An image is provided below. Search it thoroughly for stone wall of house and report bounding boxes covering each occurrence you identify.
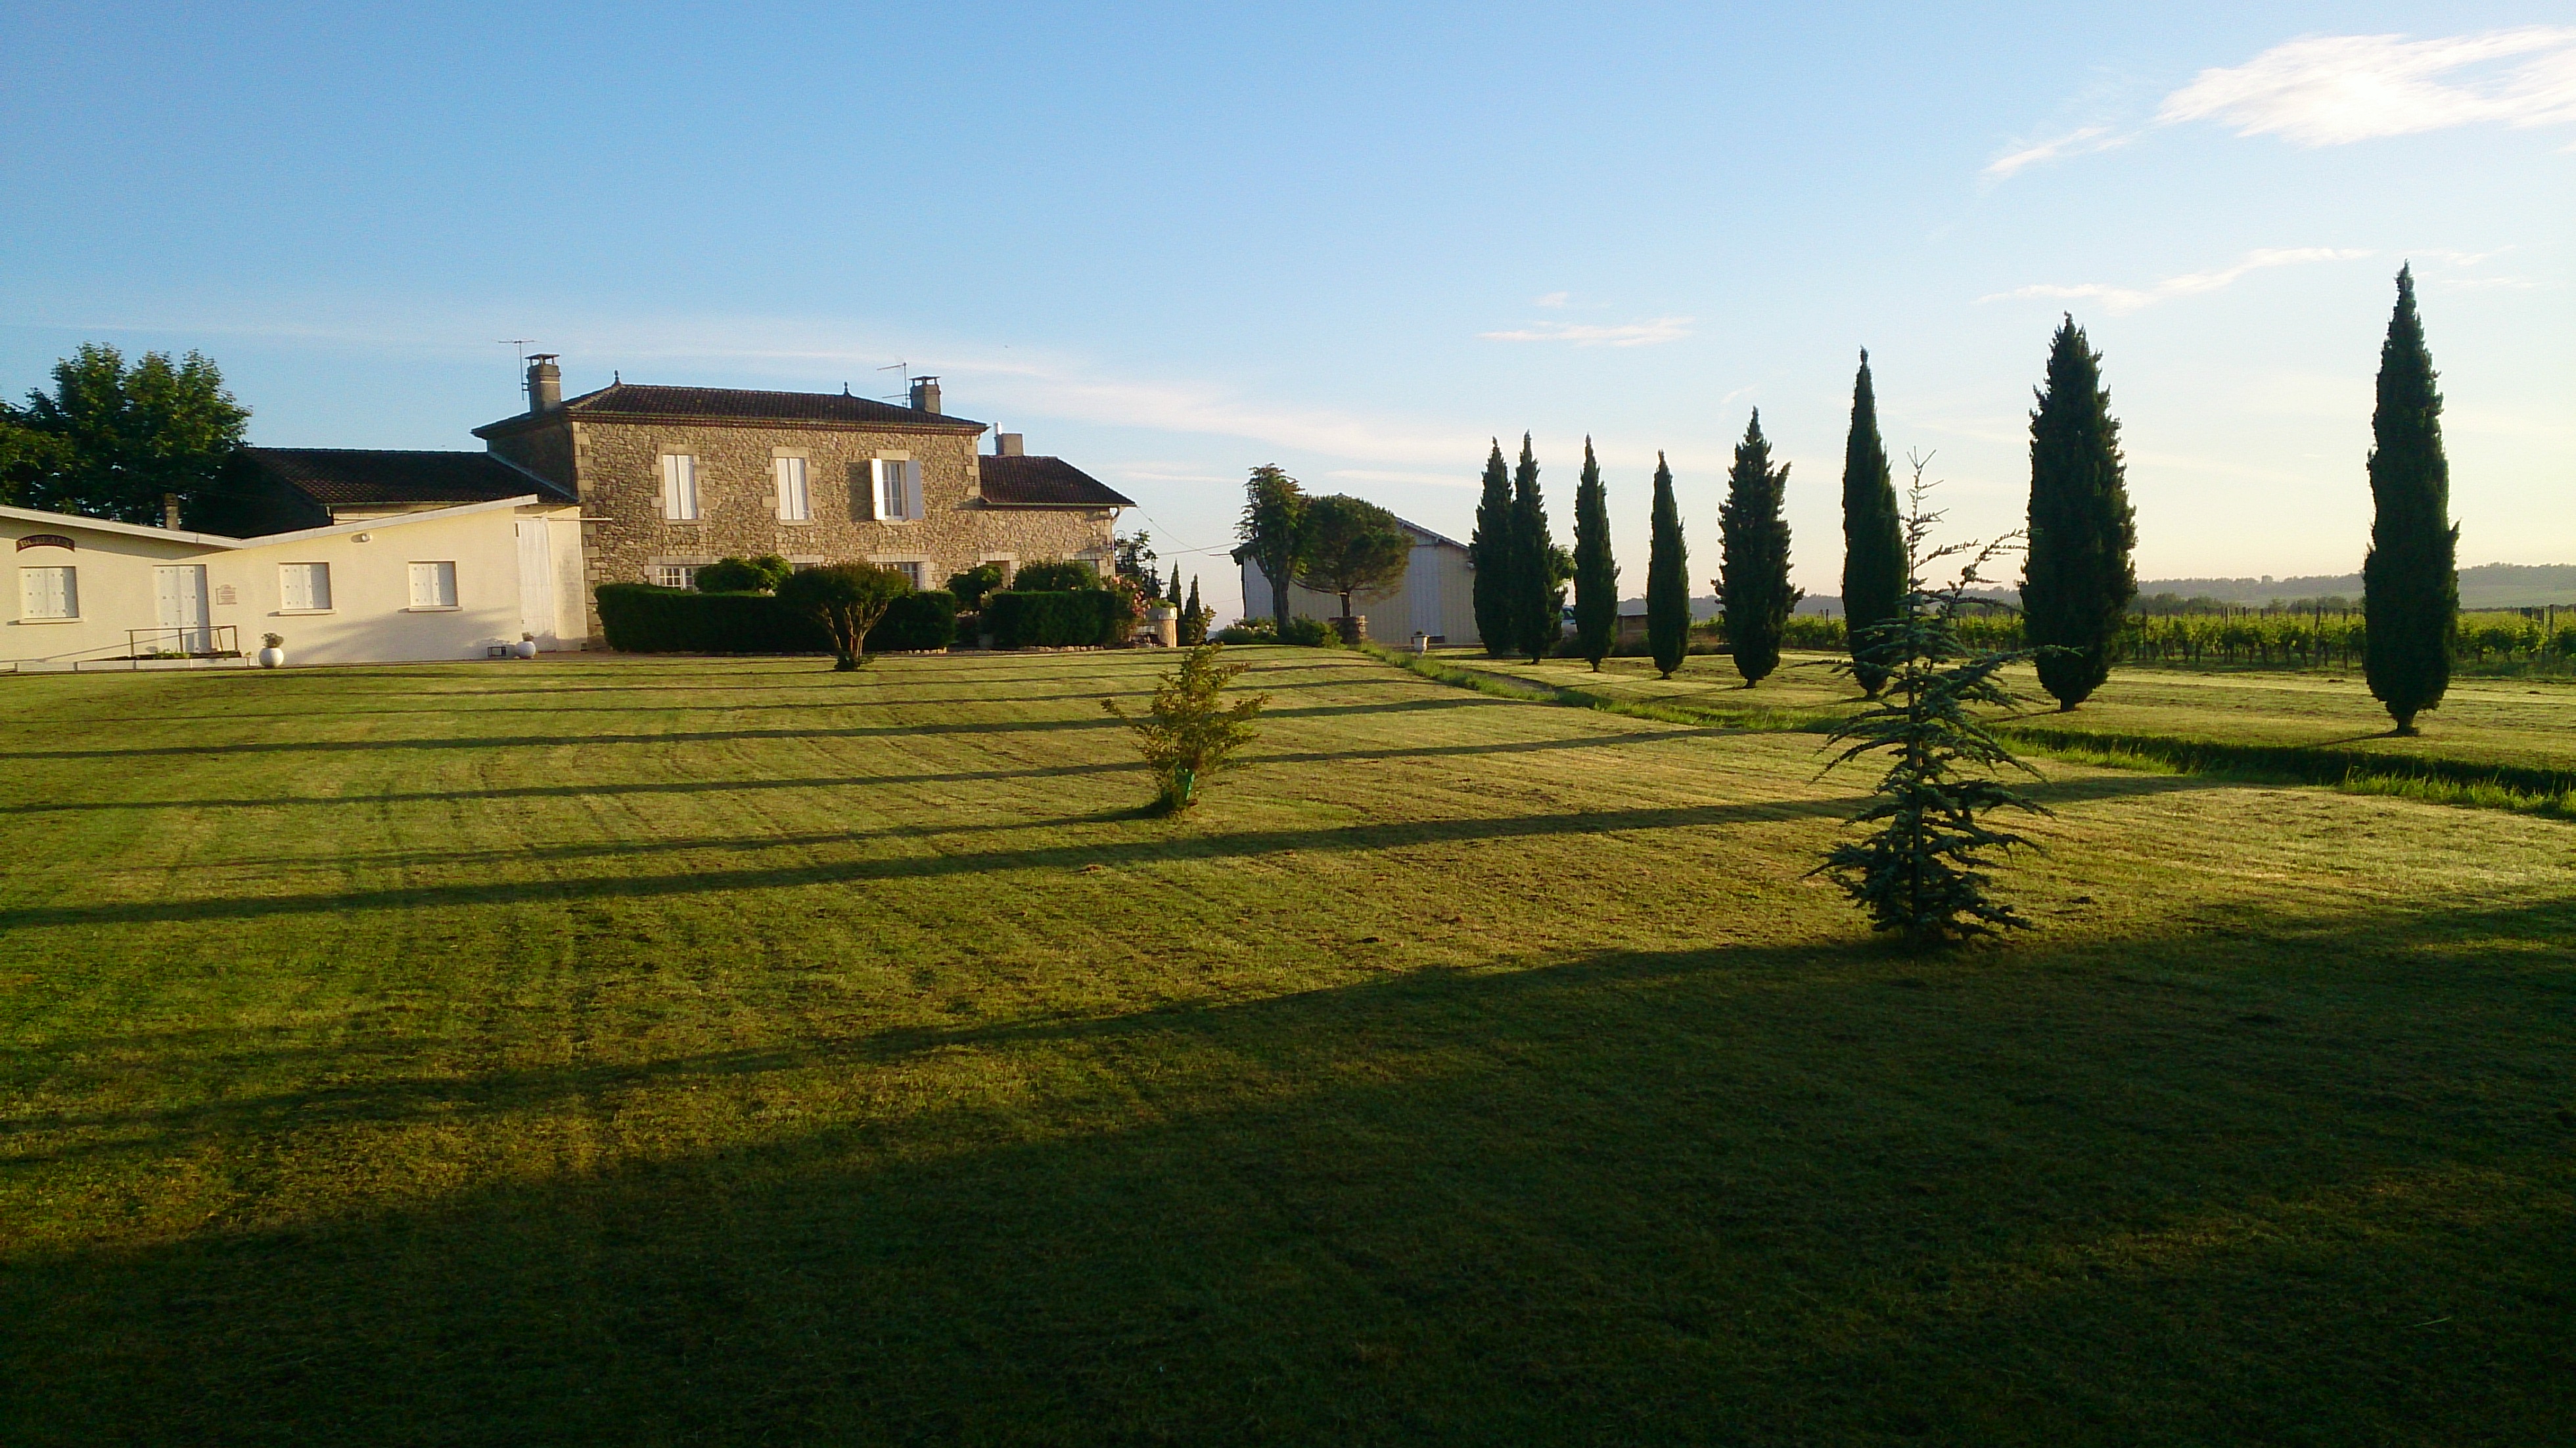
[499,417,1117,641]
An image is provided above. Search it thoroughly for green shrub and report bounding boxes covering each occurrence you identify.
[695,556,791,594]
[1012,558,1099,592]
[1213,620,1274,645]
[946,563,1005,610]
[595,584,831,653]
[1101,645,1270,813]
[1277,616,1335,647]
[867,590,957,652]
[778,564,911,669]
[984,589,1127,649]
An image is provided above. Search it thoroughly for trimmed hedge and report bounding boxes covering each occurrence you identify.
[595,584,957,654]
[983,589,1127,649]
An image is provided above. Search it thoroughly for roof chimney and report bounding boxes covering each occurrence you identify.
[996,432,1024,457]
[909,375,942,415]
[526,355,562,415]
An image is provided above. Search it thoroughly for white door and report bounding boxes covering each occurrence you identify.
[1408,545,1442,640]
[515,521,557,646]
[154,565,210,654]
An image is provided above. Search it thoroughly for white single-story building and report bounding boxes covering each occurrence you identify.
[1239,515,1481,645]
[2,495,586,671]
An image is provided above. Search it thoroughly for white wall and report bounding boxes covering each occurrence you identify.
[2,498,583,667]
[1239,535,1480,645]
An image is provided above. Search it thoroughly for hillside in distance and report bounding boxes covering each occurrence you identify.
[2135,563,2576,609]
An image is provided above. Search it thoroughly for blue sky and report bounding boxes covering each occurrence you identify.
[5,2,2569,616]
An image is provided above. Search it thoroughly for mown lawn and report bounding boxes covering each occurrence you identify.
[2,646,2571,1445]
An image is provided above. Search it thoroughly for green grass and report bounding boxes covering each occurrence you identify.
[1402,646,2576,813]
[3,648,2573,1444]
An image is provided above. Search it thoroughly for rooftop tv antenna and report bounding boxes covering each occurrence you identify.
[499,339,538,403]
[877,359,910,401]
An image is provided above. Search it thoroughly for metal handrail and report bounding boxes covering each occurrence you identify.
[123,625,241,667]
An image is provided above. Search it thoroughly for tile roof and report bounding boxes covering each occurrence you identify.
[977,455,1134,509]
[475,383,986,436]
[241,447,570,507]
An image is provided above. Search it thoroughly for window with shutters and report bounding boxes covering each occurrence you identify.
[278,562,333,612]
[407,560,459,610]
[660,454,700,520]
[892,560,926,589]
[877,459,921,521]
[17,566,76,620]
[775,456,810,522]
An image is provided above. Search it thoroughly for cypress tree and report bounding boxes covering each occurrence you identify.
[2023,316,2136,710]
[2363,265,2457,735]
[1716,409,1796,685]
[1469,440,1515,656]
[1571,436,1619,669]
[1840,350,1904,696]
[1183,576,1206,645]
[1510,434,1557,662]
[1645,453,1689,679]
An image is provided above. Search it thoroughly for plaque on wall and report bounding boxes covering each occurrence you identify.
[14,534,75,552]
[214,585,239,606]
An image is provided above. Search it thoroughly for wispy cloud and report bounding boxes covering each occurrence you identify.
[1982,125,2130,181]
[1981,246,2373,315]
[1477,317,1693,347]
[1325,468,1483,488]
[1985,28,2576,184]
[2159,27,2576,146]
[1532,291,1571,309]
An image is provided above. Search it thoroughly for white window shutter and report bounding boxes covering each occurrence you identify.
[862,460,882,520]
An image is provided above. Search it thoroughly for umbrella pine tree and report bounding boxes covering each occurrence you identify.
[1646,453,1689,679]
[2363,265,2457,736]
[1716,410,1797,685]
[2023,317,2136,710]
[1571,437,1619,669]
[1841,350,1904,696]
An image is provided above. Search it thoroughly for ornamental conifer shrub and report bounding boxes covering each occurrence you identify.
[1645,453,1689,679]
[2023,316,2136,710]
[1841,351,1904,696]
[1102,645,1271,813]
[1572,437,1619,669]
[2363,265,2458,736]
[1470,441,1515,656]
[1510,435,1557,663]
[1716,410,1798,685]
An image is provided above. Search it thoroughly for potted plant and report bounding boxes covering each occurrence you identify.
[513,631,539,659]
[257,633,286,669]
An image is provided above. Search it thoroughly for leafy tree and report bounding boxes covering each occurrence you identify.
[1814,461,2050,947]
[1293,493,1412,640]
[1646,452,1690,679]
[1469,440,1515,656]
[1841,350,1905,696]
[1571,436,1619,669]
[1236,464,1307,633]
[778,563,911,670]
[1102,645,1272,813]
[946,562,1006,610]
[2023,316,2136,711]
[0,404,65,507]
[2363,265,2457,736]
[1509,434,1557,662]
[1715,410,1799,685]
[1114,529,1160,596]
[12,344,250,525]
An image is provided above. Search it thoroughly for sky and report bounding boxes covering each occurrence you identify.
[3,2,2569,618]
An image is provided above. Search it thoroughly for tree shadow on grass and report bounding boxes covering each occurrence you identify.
[5,895,2570,1445]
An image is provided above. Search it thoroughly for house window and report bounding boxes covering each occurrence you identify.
[654,565,700,590]
[407,561,459,609]
[279,562,333,612]
[892,561,925,589]
[660,454,700,520]
[982,556,1017,587]
[775,456,810,522]
[877,459,921,520]
[18,566,76,620]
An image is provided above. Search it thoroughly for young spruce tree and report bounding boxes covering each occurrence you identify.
[1841,350,1905,696]
[1571,437,1619,669]
[1510,434,1557,662]
[1716,410,1797,685]
[1645,453,1689,679]
[1470,440,1515,657]
[2363,265,2457,736]
[2023,317,2136,710]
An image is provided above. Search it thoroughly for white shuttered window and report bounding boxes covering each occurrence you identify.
[775,456,810,521]
[876,459,921,520]
[408,561,458,609]
[660,454,700,520]
[18,566,76,620]
[279,562,333,611]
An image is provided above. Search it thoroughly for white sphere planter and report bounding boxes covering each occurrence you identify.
[256,646,285,669]
[512,639,539,659]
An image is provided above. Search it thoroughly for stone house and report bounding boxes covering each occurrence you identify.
[219,357,1132,645]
